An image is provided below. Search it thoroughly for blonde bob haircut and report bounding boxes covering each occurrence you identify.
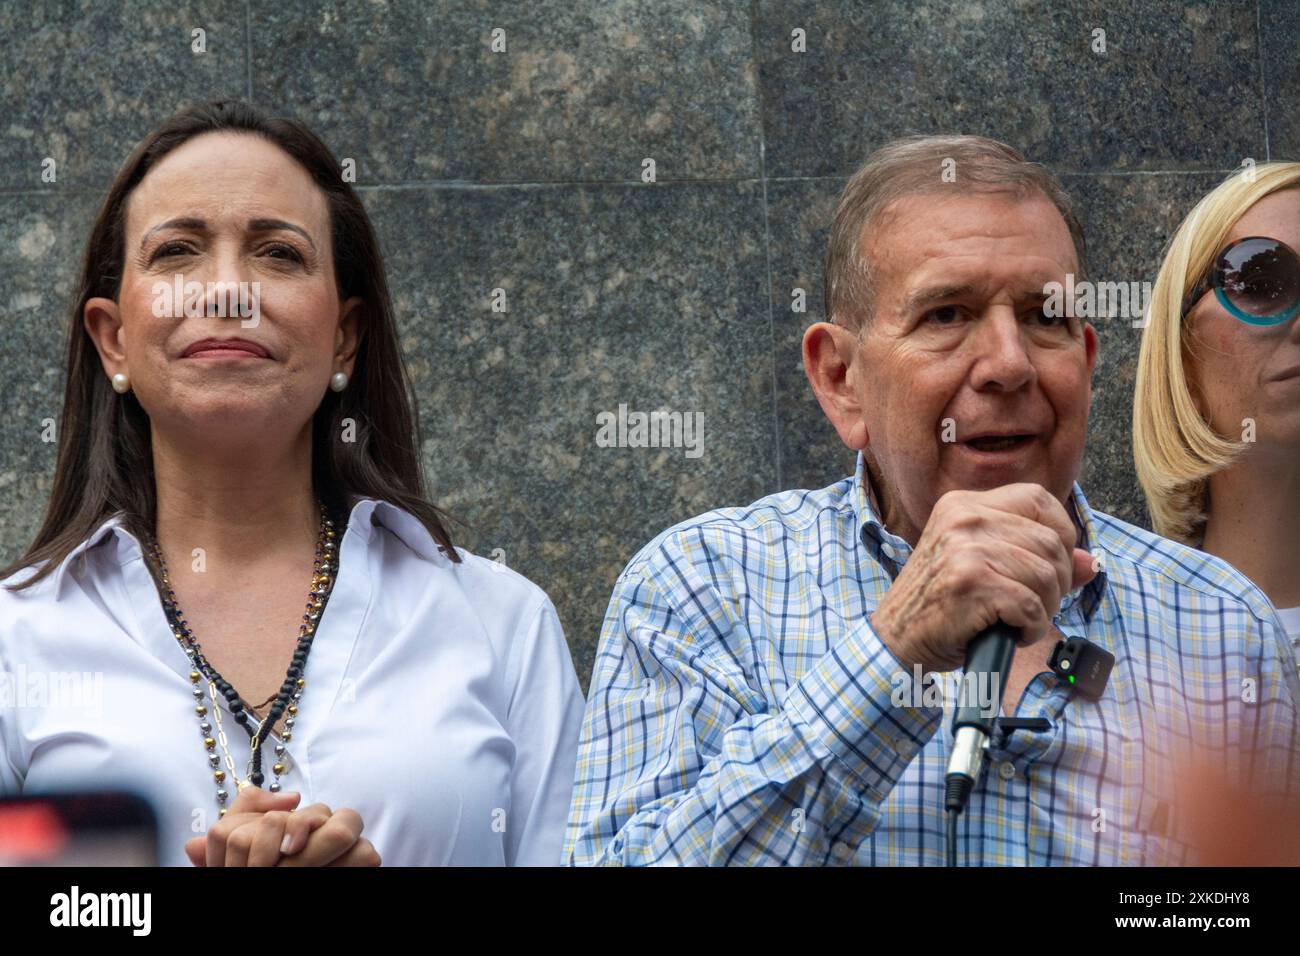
[1133,161,1300,545]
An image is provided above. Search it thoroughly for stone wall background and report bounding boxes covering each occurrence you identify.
[2,1,1295,690]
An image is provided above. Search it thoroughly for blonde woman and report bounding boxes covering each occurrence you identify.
[1134,162,1300,649]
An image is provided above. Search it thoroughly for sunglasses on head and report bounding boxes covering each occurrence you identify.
[1181,235,1300,326]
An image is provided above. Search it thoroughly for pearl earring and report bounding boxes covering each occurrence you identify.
[329,371,349,392]
[111,372,131,394]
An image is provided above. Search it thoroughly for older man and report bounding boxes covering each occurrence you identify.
[563,135,1300,866]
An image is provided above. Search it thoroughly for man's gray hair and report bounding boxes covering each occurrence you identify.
[823,134,1089,331]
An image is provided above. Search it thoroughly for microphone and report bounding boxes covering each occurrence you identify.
[944,621,1019,846]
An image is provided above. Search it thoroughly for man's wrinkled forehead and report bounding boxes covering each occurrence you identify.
[865,191,1078,304]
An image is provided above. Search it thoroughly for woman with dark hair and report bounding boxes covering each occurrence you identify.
[0,100,584,866]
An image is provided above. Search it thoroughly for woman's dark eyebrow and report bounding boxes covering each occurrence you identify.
[140,217,206,248]
[138,217,316,251]
[248,218,316,251]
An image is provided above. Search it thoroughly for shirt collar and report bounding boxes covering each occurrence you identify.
[49,513,135,594]
[849,451,1108,623]
[342,496,451,563]
[49,495,449,593]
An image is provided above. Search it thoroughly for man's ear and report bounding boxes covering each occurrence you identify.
[1083,322,1099,376]
[803,320,869,450]
[83,296,126,375]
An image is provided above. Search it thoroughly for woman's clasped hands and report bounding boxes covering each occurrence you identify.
[184,787,381,867]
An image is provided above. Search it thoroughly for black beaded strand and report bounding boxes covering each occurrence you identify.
[144,500,339,808]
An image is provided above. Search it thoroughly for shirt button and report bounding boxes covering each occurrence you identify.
[998,760,1016,781]
[832,842,852,860]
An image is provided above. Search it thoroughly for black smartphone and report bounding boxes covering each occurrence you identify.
[0,791,158,866]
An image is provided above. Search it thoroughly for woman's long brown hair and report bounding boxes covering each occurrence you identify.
[2,99,460,591]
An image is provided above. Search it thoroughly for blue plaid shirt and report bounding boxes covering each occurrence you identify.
[564,453,1300,865]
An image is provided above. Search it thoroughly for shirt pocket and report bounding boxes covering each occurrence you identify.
[1138,831,1198,866]
[1129,795,1199,866]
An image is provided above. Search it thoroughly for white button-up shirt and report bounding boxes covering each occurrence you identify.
[0,497,586,866]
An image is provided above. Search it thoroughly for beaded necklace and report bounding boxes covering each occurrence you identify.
[142,500,339,816]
